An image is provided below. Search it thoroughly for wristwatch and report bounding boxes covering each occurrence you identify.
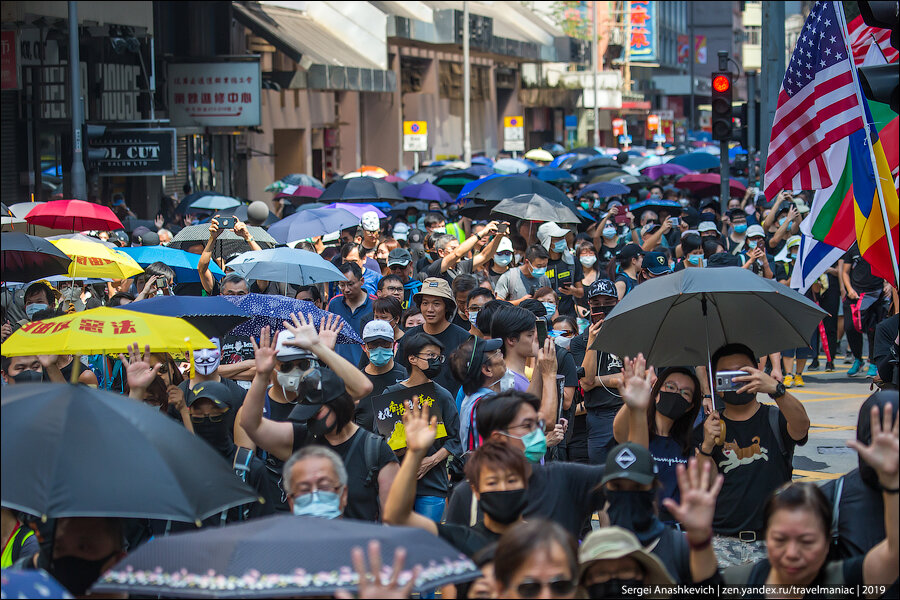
[768,382,786,400]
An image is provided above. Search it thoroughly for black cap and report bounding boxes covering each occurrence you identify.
[680,207,700,227]
[587,278,618,299]
[707,252,743,268]
[287,369,347,422]
[642,252,671,275]
[131,226,150,243]
[112,230,129,245]
[617,243,643,262]
[601,442,658,485]
[140,231,160,246]
[699,198,720,213]
[387,248,412,267]
[185,381,232,409]
[465,337,503,379]
[407,229,425,245]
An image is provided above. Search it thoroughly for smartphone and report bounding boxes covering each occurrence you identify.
[216,216,235,230]
[714,370,746,392]
[669,217,680,226]
[614,214,630,225]
[535,319,548,347]
[497,222,510,235]
[156,278,169,289]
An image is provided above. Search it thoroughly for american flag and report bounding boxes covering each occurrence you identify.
[763,1,864,199]
[847,14,899,66]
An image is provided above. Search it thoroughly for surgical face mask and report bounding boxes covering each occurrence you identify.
[594,199,604,209]
[580,201,590,210]
[292,490,342,519]
[501,426,547,463]
[580,255,597,268]
[722,390,755,405]
[656,391,692,421]
[529,265,547,278]
[433,226,446,234]
[368,347,394,367]
[733,223,748,234]
[552,239,568,253]
[778,217,787,226]
[514,253,522,265]
[687,254,704,267]
[603,226,617,239]
[790,252,798,261]
[51,553,118,597]
[468,311,479,327]
[193,338,221,376]
[25,303,49,319]
[541,302,557,317]
[494,253,513,267]
[478,489,527,525]
[554,335,572,349]
[277,367,303,393]
[679,198,691,208]
[747,240,759,249]
[11,369,43,384]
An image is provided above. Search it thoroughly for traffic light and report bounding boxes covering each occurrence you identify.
[85,124,107,164]
[858,1,899,112]
[711,72,733,141]
[733,103,749,150]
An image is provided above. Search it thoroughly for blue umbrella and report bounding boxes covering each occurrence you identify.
[390,200,430,213]
[471,156,494,166]
[549,152,577,168]
[225,247,347,286]
[400,182,454,204]
[118,246,225,283]
[176,191,218,214]
[268,207,359,243]
[541,142,566,155]
[223,293,363,344]
[190,195,242,211]
[1,569,73,599]
[281,173,325,188]
[459,164,494,177]
[529,167,578,183]
[395,169,415,180]
[668,152,720,171]
[117,295,250,339]
[576,181,630,198]
[456,173,507,202]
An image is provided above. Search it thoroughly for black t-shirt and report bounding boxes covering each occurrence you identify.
[819,468,887,560]
[355,363,409,431]
[569,329,623,410]
[290,425,398,521]
[597,241,623,274]
[396,322,470,398]
[175,281,217,297]
[844,243,883,293]
[437,521,501,557]
[691,403,807,535]
[444,461,605,539]
[652,527,692,585]
[546,257,583,318]
[451,311,472,331]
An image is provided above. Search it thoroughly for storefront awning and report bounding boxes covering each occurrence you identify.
[232,2,396,92]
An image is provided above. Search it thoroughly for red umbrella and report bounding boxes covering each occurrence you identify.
[674,173,746,197]
[24,199,124,231]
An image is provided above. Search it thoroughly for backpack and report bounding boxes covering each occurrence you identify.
[766,404,794,465]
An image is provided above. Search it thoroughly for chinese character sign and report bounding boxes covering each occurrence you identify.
[167,61,261,127]
[372,383,447,451]
[629,0,656,62]
[677,34,690,64]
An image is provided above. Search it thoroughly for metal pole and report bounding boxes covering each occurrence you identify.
[747,70,756,188]
[688,4,695,133]
[759,1,785,193]
[68,1,86,200]
[462,1,472,165]
[592,0,600,147]
[414,152,419,172]
[720,141,729,213]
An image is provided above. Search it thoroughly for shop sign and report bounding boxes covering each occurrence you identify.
[88,128,176,176]
[167,60,261,127]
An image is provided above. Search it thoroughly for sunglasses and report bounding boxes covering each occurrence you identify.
[278,358,316,372]
[515,577,576,599]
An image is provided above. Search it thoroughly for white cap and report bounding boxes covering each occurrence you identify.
[698,221,718,233]
[275,330,315,361]
[786,234,801,249]
[746,224,766,239]
[361,211,380,232]
[362,319,395,343]
[497,237,513,253]
[537,222,569,249]
[392,222,410,241]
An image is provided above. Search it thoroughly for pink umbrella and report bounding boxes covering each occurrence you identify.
[274,186,323,204]
[674,173,746,197]
[383,175,404,183]
[322,203,387,219]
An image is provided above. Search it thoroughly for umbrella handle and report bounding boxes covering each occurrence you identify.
[70,353,82,384]
[702,295,717,422]
[187,339,195,379]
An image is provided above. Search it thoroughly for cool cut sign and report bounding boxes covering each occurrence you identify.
[88,129,177,176]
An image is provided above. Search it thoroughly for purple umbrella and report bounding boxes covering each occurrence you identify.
[322,203,387,218]
[641,163,693,179]
[400,182,454,204]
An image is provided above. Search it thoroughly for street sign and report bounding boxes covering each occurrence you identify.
[503,115,525,152]
[403,120,427,152]
[618,134,633,145]
[653,133,666,143]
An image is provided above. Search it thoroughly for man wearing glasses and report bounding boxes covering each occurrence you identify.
[327,262,376,366]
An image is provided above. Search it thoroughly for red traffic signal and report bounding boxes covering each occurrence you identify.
[713,75,731,93]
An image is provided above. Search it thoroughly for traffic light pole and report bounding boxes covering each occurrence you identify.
[720,140,729,213]
[69,0,87,200]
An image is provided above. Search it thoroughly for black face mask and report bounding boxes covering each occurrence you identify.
[422,358,443,380]
[722,390,755,405]
[587,578,643,599]
[51,552,117,596]
[307,406,336,437]
[376,258,387,269]
[428,251,440,261]
[11,369,43,384]
[193,418,234,457]
[478,489,527,525]
[605,489,664,544]
[656,391,692,420]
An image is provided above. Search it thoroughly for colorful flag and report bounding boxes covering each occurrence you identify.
[791,234,845,293]
[763,1,865,200]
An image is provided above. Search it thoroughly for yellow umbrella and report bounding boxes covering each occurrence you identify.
[51,238,143,279]
[1,307,215,357]
[524,148,554,162]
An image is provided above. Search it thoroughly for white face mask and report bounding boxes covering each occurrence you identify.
[193,338,221,375]
[603,226,617,239]
[276,367,303,393]
[555,336,572,349]
[580,255,597,268]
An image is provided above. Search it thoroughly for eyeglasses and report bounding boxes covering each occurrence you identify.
[505,419,544,436]
[384,286,404,293]
[293,481,342,496]
[661,381,694,401]
[414,353,444,363]
[190,413,224,424]
[279,359,316,372]
[515,577,576,599]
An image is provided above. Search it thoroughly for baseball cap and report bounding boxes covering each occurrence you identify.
[392,222,410,241]
[465,337,503,379]
[642,252,671,275]
[608,199,624,209]
[287,368,348,422]
[707,252,743,268]
[617,243,643,262]
[363,319,395,343]
[641,223,660,236]
[700,198,720,212]
[497,237,513,253]
[537,222,569,246]
[361,211,380,232]
[600,442,658,485]
[112,230,129,245]
[140,231,160,246]
[579,527,674,587]
[587,278,617,299]
[698,221,718,234]
[746,224,766,239]
[131,226,150,244]
[275,329,317,362]
[185,381,232,409]
[387,248,412,267]
[413,277,454,304]
[786,235,801,249]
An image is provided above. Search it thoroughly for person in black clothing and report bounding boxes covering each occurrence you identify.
[841,243,888,377]
[537,222,584,319]
[873,315,899,389]
[451,274,479,330]
[384,398,529,558]
[355,320,407,431]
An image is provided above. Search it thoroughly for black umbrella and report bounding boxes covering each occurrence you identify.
[491,193,581,224]
[569,146,602,155]
[1,384,259,523]
[175,191,218,215]
[168,224,276,260]
[214,204,279,227]
[464,174,582,219]
[1,232,72,281]
[569,156,621,175]
[458,201,493,221]
[92,514,479,598]
[390,201,430,213]
[318,176,404,202]
[116,295,251,339]
[1,202,10,216]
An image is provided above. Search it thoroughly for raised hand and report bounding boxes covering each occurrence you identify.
[283,312,321,351]
[154,214,164,229]
[251,326,278,375]
[703,410,723,449]
[233,219,251,240]
[662,458,723,543]
[167,385,186,412]
[209,217,223,239]
[119,342,162,392]
[403,398,437,455]
[334,540,419,600]
[620,354,653,411]
[537,337,556,377]
[733,366,777,396]
[317,313,342,351]
[586,318,604,348]
[847,404,899,489]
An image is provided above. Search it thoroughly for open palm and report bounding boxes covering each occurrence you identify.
[662,458,722,537]
[119,343,161,390]
[252,326,278,375]
[620,354,653,411]
[847,404,899,485]
[283,312,320,350]
[317,313,342,351]
[402,398,436,454]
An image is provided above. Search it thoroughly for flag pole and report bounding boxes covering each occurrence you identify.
[836,3,900,287]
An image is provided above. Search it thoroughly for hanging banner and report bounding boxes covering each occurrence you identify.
[628,0,656,62]
[1,30,19,90]
[167,59,261,127]
[695,35,708,65]
[677,34,690,64]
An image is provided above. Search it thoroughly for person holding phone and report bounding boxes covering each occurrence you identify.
[198,216,262,296]
[537,223,584,319]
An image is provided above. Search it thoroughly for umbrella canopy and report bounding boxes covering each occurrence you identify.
[118,246,226,283]
[674,173,747,197]
[464,174,571,205]
[223,293,363,344]
[492,158,530,174]
[322,203,387,219]
[595,173,653,189]
[214,204,279,227]
[491,193,581,224]
[1,569,73,599]
[457,165,494,178]
[46,232,117,249]
[25,199,123,231]
[1,232,72,282]
[432,172,479,195]
[457,201,494,221]
[1,306,215,357]
[190,195,241,211]
[524,148,554,162]
[117,295,250,339]
[641,163,692,179]
[226,248,347,286]
[266,173,325,192]
[627,199,683,218]
[93,514,478,598]
[355,165,389,177]
[586,167,629,182]
[1,384,258,523]
[471,156,494,166]
[540,142,566,156]
[455,173,507,202]
[175,191,220,215]
[668,152,720,171]
[168,225,276,260]
[576,182,630,198]
[400,182,454,204]
[268,208,359,244]
[274,186,324,204]
[404,171,438,185]
[592,266,827,366]
[569,156,621,174]
[390,201,430,214]
[7,202,44,220]
[529,167,578,184]
[569,146,602,155]
[318,177,404,203]
[50,238,144,279]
